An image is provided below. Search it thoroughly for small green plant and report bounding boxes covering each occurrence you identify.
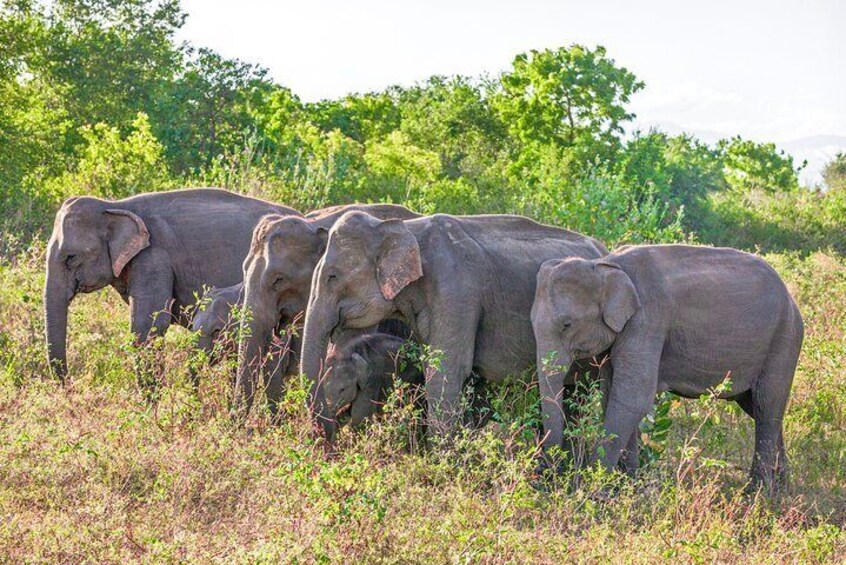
[674,374,734,485]
[639,391,676,467]
[563,373,606,473]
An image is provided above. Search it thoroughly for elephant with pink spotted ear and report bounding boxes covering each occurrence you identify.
[44,188,300,382]
[299,211,607,445]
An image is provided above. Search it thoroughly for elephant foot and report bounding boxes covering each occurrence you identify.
[744,473,788,497]
[746,453,789,497]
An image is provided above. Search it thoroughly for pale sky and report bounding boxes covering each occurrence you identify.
[178,0,846,184]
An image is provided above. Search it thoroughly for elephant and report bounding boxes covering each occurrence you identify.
[530,244,804,490]
[323,332,424,429]
[44,188,300,381]
[299,211,608,444]
[190,282,244,362]
[323,332,492,433]
[234,203,422,415]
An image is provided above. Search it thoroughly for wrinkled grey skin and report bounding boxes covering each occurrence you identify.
[531,245,804,489]
[44,188,300,381]
[234,203,421,415]
[300,211,607,444]
[323,333,492,433]
[191,282,244,362]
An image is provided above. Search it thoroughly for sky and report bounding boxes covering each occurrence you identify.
[178,0,846,184]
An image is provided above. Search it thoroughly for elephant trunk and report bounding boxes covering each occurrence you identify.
[233,292,277,417]
[196,335,215,359]
[536,342,571,452]
[44,260,71,381]
[300,296,340,444]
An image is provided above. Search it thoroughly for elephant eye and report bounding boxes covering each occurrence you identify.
[272,276,285,289]
[326,273,337,284]
[65,254,78,267]
[561,321,572,332]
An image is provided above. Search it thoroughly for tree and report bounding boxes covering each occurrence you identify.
[0,3,71,196]
[156,47,272,172]
[305,90,402,144]
[43,112,169,201]
[37,0,184,132]
[620,131,727,207]
[494,45,643,168]
[398,75,507,179]
[822,152,846,192]
[719,136,802,193]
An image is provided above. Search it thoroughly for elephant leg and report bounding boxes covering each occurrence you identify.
[749,413,787,493]
[264,348,288,419]
[618,428,640,477]
[559,384,584,465]
[597,349,660,472]
[265,330,301,419]
[748,341,797,492]
[558,360,609,469]
[419,306,478,441]
[424,360,471,440]
[129,272,174,395]
[463,374,492,430]
[597,362,640,476]
[130,294,173,344]
[538,363,566,455]
[734,390,754,418]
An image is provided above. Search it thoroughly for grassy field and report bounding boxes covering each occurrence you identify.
[0,239,844,563]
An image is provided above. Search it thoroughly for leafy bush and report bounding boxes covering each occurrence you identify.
[719,136,803,193]
[695,185,846,255]
[823,152,846,192]
[519,146,686,245]
[363,130,441,203]
[41,112,171,202]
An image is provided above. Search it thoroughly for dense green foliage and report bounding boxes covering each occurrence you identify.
[3,0,841,253]
[1,1,844,561]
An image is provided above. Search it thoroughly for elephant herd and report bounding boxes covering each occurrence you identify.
[44,188,804,490]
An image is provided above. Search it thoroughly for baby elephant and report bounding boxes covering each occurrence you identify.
[322,333,423,429]
[191,283,244,362]
[323,333,492,432]
[531,244,803,490]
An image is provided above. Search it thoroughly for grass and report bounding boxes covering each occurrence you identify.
[0,240,844,563]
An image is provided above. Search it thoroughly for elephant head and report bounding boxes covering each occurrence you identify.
[191,283,243,362]
[322,333,422,431]
[234,215,330,411]
[322,344,389,430]
[45,197,150,380]
[300,212,422,441]
[532,257,641,376]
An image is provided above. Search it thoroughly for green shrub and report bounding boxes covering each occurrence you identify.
[41,112,171,202]
[521,168,686,246]
[719,136,802,193]
[695,185,846,255]
[823,152,846,192]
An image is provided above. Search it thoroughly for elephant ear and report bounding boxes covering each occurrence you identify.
[376,220,422,300]
[599,263,641,333]
[351,352,369,381]
[315,225,330,256]
[105,209,150,277]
